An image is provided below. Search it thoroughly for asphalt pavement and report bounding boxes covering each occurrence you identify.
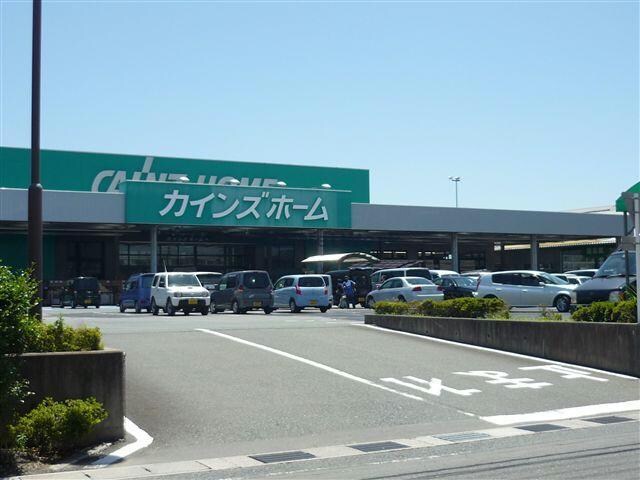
[32,305,639,480]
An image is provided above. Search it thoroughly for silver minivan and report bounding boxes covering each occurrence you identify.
[273,274,331,313]
[477,270,576,312]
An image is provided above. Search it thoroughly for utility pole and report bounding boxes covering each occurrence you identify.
[28,0,43,318]
[449,176,461,208]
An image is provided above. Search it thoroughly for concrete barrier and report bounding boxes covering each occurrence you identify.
[18,349,125,443]
[365,315,640,377]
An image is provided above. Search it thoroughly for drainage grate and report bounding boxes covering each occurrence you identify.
[585,416,633,425]
[434,432,492,442]
[250,451,316,464]
[348,441,409,453]
[517,423,567,432]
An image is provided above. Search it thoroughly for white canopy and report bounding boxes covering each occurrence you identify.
[301,252,380,264]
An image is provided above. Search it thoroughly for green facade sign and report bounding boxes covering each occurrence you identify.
[123,181,352,229]
[616,181,640,212]
[0,147,370,203]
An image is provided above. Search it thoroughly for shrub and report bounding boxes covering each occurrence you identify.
[24,318,103,353]
[8,397,107,457]
[611,300,637,323]
[571,302,615,322]
[374,297,509,319]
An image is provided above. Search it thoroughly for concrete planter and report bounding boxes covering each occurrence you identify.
[18,349,125,443]
[365,314,640,377]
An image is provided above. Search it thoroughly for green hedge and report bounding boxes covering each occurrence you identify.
[8,397,107,457]
[373,297,509,319]
[23,318,103,353]
[571,300,637,323]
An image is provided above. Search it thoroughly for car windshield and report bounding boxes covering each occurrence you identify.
[406,278,434,285]
[197,274,222,285]
[140,275,154,288]
[298,277,324,287]
[539,272,567,285]
[167,274,201,287]
[595,252,637,277]
[453,277,476,287]
[77,278,99,290]
[244,272,270,288]
[407,269,431,279]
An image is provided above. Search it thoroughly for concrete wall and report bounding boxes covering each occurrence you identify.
[19,349,125,443]
[365,315,640,377]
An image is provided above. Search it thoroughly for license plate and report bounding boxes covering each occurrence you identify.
[253,301,262,307]
[310,299,318,305]
[188,298,197,305]
[84,299,91,304]
[358,297,365,302]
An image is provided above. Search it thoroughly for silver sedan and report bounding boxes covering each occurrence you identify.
[366,276,444,307]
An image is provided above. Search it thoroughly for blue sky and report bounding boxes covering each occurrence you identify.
[1,1,638,211]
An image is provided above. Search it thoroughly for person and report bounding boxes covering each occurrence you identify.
[342,275,357,309]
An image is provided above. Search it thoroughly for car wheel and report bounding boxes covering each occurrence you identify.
[365,296,375,308]
[96,304,100,309]
[151,298,159,316]
[289,299,301,313]
[135,301,141,314]
[210,302,217,313]
[319,307,328,313]
[398,296,406,302]
[146,307,152,314]
[201,307,209,316]
[83,305,88,309]
[184,309,190,316]
[166,299,176,316]
[263,307,272,315]
[71,298,77,309]
[119,302,125,313]
[555,295,571,313]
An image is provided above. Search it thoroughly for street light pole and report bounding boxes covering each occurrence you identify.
[28,0,43,318]
[448,176,461,208]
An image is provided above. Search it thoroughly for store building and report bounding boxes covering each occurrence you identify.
[0,147,624,301]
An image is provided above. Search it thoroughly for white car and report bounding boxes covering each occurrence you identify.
[551,273,590,285]
[429,269,459,280]
[150,272,211,316]
[477,270,576,312]
[273,275,331,313]
[366,276,444,306]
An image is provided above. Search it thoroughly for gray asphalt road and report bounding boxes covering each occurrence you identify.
[42,306,638,479]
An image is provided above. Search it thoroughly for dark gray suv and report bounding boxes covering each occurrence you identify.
[210,270,274,314]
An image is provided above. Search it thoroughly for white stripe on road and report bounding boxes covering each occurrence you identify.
[195,328,425,402]
[481,400,640,426]
[91,417,153,466]
[358,324,639,380]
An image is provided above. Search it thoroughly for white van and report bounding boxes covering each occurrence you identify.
[150,272,210,316]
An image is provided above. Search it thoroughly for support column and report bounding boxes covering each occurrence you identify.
[150,225,158,273]
[530,235,538,270]
[451,233,459,273]
[317,229,324,273]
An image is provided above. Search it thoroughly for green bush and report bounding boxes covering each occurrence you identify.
[571,301,615,322]
[611,300,637,323]
[374,297,509,319]
[24,318,103,353]
[8,397,107,457]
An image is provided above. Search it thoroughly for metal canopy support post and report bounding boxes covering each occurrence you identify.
[150,225,158,273]
[451,233,459,272]
[28,0,43,318]
[530,235,539,270]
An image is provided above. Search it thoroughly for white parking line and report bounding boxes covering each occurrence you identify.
[358,324,639,380]
[91,417,153,466]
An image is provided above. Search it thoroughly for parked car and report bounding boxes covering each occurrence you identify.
[574,250,637,305]
[210,270,274,314]
[326,267,374,307]
[150,272,210,316]
[366,276,443,306]
[564,269,598,278]
[321,274,333,308]
[428,269,459,280]
[551,273,589,285]
[434,275,478,299]
[194,271,223,293]
[120,273,154,313]
[273,275,331,313]
[61,276,101,309]
[370,267,434,290]
[477,271,576,312]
